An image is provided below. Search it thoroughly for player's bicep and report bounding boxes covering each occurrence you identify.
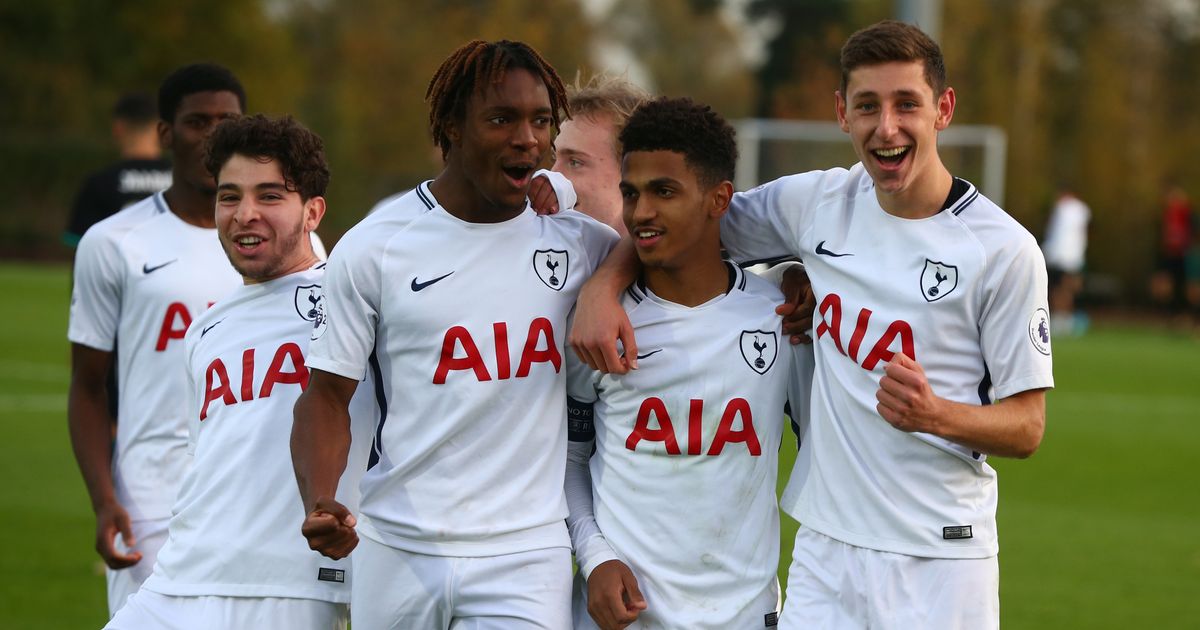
[722,175,816,265]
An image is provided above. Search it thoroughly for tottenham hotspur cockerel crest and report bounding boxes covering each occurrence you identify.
[739,330,778,375]
[294,284,328,340]
[533,249,569,291]
[921,259,959,302]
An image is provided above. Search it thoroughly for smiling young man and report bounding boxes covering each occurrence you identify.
[104,114,371,630]
[572,21,1054,629]
[564,98,790,630]
[291,40,618,629]
[67,63,246,617]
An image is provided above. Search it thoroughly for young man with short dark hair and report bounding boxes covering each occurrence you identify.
[565,97,791,630]
[68,63,246,617]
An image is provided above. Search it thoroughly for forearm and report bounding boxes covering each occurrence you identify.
[565,440,618,578]
[927,390,1046,458]
[292,386,353,512]
[67,380,117,513]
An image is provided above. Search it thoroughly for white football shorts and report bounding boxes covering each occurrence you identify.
[780,526,999,630]
[103,589,347,630]
[350,534,572,630]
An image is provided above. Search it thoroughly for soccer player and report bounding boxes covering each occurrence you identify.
[572,21,1053,629]
[104,114,372,630]
[64,91,172,248]
[1042,184,1090,335]
[550,74,648,235]
[291,39,619,629]
[565,97,790,630]
[67,63,245,617]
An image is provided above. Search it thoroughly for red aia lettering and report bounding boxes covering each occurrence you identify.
[155,302,193,351]
[198,343,309,421]
[626,397,760,456]
[816,292,916,370]
[433,318,560,384]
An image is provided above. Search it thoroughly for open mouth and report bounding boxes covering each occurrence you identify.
[233,235,266,254]
[633,228,663,248]
[871,146,910,167]
[502,165,535,188]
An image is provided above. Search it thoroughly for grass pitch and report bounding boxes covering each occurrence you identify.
[2,262,1197,628]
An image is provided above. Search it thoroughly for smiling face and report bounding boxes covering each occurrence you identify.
[160,90,243,194]
[551,113,625,234]
[216,154,324,284]
[620,150,726,272]
[447,67,553,218]
[836,60,954,203]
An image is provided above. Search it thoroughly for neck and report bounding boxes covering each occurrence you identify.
[428,165,524,224]
[642,250,729,308]
[162,180,217,229]
[876,162,953,219]
[245,252,320,285]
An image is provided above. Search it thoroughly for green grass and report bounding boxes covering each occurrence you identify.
[3,262,1198,628]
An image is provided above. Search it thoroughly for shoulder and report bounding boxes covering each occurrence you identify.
[545,209,620,241]
[737,267,786,303]
[949,186,1042,264]
[334,187,432,253]
[75,194,163,257]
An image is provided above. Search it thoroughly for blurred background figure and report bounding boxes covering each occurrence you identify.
[1042,184,1091,336]
[551,73,648,236]
[63,92,171,248]
[1150,182,1194,319]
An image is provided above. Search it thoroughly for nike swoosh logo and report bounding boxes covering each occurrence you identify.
[201,319,223,338]
[143,259,178,274]
[815,241,853,257]
[635,349,663,360]
[411,271,454,291]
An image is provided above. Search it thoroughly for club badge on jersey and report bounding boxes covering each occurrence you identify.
[294,284,328,340]
[739,330,779,375]
[921,259,959,302]
[533,249,569,291]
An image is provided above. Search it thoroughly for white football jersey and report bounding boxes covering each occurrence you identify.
[565,263,790,629]
[143,263,375,601]
[308,181,618,557]
[723,164,1054,559]
[69,193,241,520]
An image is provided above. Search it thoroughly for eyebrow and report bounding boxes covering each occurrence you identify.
[852,88,925,100]
[557,147,590,158]
[216,181,288,192]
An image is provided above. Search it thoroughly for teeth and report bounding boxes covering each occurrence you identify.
[636,231,659,238]
[874,147,908,157]
[238,237,262,246]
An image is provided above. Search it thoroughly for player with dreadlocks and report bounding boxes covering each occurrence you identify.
[293,39,618,629]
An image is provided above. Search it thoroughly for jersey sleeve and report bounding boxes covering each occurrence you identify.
[67,228,124,351]
[536,169,578,212]
[564,428,620,579]
[978,234,1055,399]
[306,231,382,381]
[722,171,830,265]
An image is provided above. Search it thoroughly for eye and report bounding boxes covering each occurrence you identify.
[657,187,675,199]
[899,100,919,111]
[488,116,509,125]
[855,102,877,113]
[569,158,584,169]
[534,116,552,127]
[621,188,638,200]
[261,193,284,202]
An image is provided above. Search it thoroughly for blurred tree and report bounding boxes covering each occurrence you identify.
[601,0,757,118]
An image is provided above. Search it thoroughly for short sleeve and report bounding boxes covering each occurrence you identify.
[68,228,124,351]
[978,235,1055,399]
[722,171,832,265]
[306,233,382,381]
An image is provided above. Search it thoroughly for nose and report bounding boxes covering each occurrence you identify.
[626,193,655,227]
[511,120,538,150]
[877,106,899,140]
[233,199,260,225]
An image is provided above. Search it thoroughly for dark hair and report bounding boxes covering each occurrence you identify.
[204,114,329,200]
[840,20,946,95]
[158,63,247,124]
[425,39,569,159]
[111,91,158,125]
[619,97,737,187]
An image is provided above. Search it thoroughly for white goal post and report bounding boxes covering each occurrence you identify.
[732,119,1008,206]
